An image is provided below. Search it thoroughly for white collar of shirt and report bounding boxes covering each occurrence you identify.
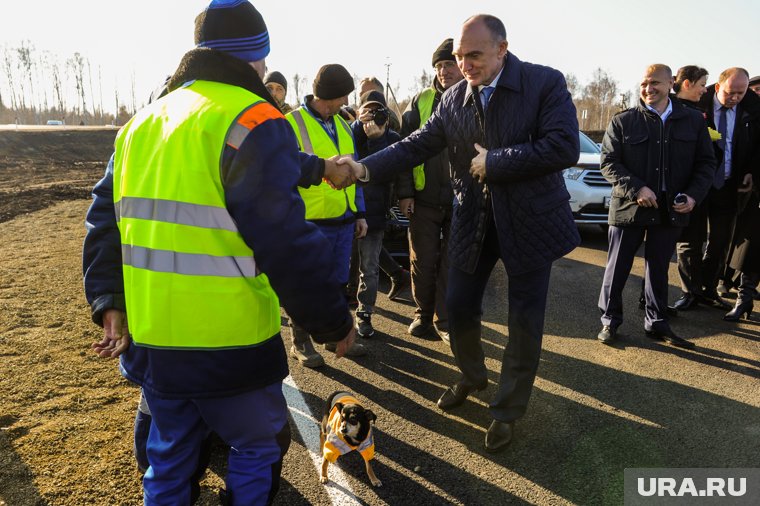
[645,98,672,123]
[478,66,504,94]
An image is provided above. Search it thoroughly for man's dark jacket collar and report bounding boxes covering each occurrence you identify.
[166,48,280,110]
[635,96,690,121]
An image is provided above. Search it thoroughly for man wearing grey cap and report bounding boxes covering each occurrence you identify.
[83,1,356,502]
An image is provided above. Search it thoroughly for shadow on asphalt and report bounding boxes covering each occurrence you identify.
[277,328,760,505]
[270,223,759,504]
[287,376,520,505]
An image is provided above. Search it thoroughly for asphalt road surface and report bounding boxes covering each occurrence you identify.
[256,225,759,505]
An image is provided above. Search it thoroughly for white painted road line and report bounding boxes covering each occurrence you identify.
[282,375,361,506]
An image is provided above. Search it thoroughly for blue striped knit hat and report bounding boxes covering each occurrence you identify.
[194,0,270,62]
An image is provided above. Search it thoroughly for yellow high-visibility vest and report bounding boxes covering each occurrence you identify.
[285,107,357,220]
[113,80,281,349]
[412,88,436,191]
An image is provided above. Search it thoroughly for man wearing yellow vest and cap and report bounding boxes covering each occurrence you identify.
[83,1,355,503]
[396,38,463,343]
[284,64,369,367]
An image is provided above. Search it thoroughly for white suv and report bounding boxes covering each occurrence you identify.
[562,132,611,225]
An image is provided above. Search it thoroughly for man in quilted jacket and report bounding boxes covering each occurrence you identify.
[340,14,580,453]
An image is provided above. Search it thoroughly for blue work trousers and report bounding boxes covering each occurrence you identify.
[142,382,290,506]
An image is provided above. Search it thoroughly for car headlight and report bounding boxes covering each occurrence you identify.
[562,167,584,180]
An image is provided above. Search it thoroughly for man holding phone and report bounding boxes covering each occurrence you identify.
[674,68,760,310]
[597,64,715,349]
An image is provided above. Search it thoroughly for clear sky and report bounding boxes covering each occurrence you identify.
[1,0,758,114]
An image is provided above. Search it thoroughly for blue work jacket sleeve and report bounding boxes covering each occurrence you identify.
[485,72,580,184]
[360,108,448,184]
[82,154,126,326]
[297,151,325,188]
[224,115,352,344]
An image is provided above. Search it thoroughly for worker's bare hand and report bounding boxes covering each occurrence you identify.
[92,309,130,358]
[333,327,356,359]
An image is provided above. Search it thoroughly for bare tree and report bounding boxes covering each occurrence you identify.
[114,88,120,125]
[292,73,307,104]
[17,41,35,113]
[97,65,104,121]
[130,70,137,115]
[352,72,360,106]
[50,60,65,114]
[583,68,618,130]
[2,46,19,111]
[409,68,433,96]
[68,52,87,118]
[565,73,580,100]
[87,59,96,120]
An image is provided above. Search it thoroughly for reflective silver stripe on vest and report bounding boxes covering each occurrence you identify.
[225,123,250,150]
[326,432,353,455]
[291,110,315,154]
[357,431,373,452]
[115,197,239,233]
[335,116,352,141]
[122,244,259,278]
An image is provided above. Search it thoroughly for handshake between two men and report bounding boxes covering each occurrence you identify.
[323,156,367,190]
[322,141,491,190]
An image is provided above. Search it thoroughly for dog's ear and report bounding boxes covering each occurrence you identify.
[364,409,377,423]
[334,402,344,416]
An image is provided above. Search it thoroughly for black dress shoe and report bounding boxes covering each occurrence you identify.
[698,292,732,310]
[670,293,698,311]
[484,420,515,453]
[597,325,616,345]
[724,300,753,322]
[645,328,695,349]
[437,380,487,410]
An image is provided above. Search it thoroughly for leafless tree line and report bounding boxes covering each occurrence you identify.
[566,68,632,132]
[0,42,136,125]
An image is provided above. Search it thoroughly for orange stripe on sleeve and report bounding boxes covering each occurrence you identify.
[237,102,283,130]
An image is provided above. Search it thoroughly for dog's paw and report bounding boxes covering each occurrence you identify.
[320,476,329,484]
[371,478,383,487]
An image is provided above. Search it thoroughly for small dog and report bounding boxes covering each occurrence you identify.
[319,390,381,487]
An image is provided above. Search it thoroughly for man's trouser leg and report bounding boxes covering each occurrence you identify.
[599,225,645,329]
[489,263,552,422]
[642,225,681,332]
[143,382,290,506]
[356,229,384,314]
[702,185,738,293]
[675,203,707,294]
[434,209,452,331]
[446,221,500,387]
[409,205,446,322]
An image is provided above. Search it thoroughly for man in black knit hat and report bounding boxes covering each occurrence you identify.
[284,64,369,367]
[396,38,463,343]
[264,70,292,113]
[83,1,356,503]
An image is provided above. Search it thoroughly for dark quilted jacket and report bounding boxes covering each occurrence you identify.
[362,52,581,275]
